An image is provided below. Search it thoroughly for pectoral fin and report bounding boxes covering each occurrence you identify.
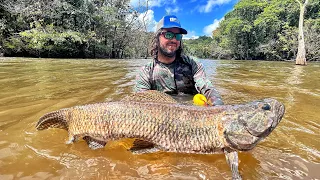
[66,134,79,144]
[224,148,242,180]
[83,136,107,150]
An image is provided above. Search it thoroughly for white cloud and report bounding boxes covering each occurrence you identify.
[203,17,223,36]
[130,0,176,8]
[183,31,199,40]
[165,7,180,14]
[137,10,158,32]
[199,0,232,13]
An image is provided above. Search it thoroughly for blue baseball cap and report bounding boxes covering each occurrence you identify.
[156,15,188,34]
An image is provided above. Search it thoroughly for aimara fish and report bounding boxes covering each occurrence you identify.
[36,90,285,180]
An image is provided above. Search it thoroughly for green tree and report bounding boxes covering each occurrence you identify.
[184,36,214,58]
[209,0,319,61]
[1,0,147,58]
[216,0,268,60]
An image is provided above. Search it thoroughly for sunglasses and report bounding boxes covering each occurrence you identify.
[160,31,183,41]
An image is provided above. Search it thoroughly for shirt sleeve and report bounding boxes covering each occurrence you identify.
[134,64,152,92]
[188,56,224,105]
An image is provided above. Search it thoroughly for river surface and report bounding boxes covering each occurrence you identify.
[0,57,319,180]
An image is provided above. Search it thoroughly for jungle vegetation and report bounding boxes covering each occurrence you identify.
[0,0,319,61]
[184,0,319,62]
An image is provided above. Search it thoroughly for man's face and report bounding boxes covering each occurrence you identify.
[159,28,181,58]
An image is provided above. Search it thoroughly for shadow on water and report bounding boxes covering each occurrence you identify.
[0,57,319,179]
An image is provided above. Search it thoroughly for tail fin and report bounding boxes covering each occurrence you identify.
[36,109,68,130]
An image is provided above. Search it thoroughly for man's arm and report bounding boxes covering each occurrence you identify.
[134,65,152,92]
[188,57,224,105]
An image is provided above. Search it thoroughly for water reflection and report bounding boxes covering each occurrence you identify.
[0,57,319,179]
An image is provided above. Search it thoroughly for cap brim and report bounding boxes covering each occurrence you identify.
[179,28,188,34]
[161,26,188,34]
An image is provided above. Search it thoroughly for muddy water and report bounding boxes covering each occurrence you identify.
[0,57,319,179]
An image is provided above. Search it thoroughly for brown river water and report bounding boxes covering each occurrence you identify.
[0,57,319,180]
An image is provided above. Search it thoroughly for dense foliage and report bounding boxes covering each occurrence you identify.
[0,0,151,58]
[0,0,319,60]
[184,0,319,61]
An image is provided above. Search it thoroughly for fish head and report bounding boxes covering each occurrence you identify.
[224,98,285,151]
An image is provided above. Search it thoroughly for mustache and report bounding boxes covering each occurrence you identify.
[167,42,178,46]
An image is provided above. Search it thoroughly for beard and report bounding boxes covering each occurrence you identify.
[159,43,178,58]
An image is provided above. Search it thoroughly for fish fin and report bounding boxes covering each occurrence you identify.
[122,90,177,104]
[130,147,161,154]
[66,134,81,144]
[83,136,107,150]
[132,139,155,149]
[129,139,160,154]
[224,148,242,180]
[36,109,68,130]
[66,136,76,144]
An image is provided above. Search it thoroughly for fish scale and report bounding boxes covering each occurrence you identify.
[48,101,226,153]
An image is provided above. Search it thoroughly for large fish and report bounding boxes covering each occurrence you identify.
[36,90,285,180]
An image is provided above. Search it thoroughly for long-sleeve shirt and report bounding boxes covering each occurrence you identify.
[134,55,224,105]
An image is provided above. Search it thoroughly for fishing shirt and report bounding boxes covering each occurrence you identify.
[134,55,224,105]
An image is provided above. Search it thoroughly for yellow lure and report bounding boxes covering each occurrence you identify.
[193,94,213,106]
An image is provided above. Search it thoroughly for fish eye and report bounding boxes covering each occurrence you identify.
[262,104,271,110]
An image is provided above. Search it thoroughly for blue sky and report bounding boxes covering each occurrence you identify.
[130,0,239,39]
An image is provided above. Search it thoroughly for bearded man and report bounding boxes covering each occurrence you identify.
[134,15,223,106]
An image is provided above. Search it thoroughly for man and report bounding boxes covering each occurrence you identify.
[134,15,223,105]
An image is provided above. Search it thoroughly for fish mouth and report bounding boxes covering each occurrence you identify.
[224,131,260,151]
[245,99,285,138]
[243,122,273,139]
[225,99,285,151]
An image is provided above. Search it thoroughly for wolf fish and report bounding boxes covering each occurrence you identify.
[36,90,285,180]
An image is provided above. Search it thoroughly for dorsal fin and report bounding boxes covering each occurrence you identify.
[121,90,178,104]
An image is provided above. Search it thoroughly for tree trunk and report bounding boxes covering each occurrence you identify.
[145,47,148,59]
[111,26,117,58]
[295,0,308,65]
